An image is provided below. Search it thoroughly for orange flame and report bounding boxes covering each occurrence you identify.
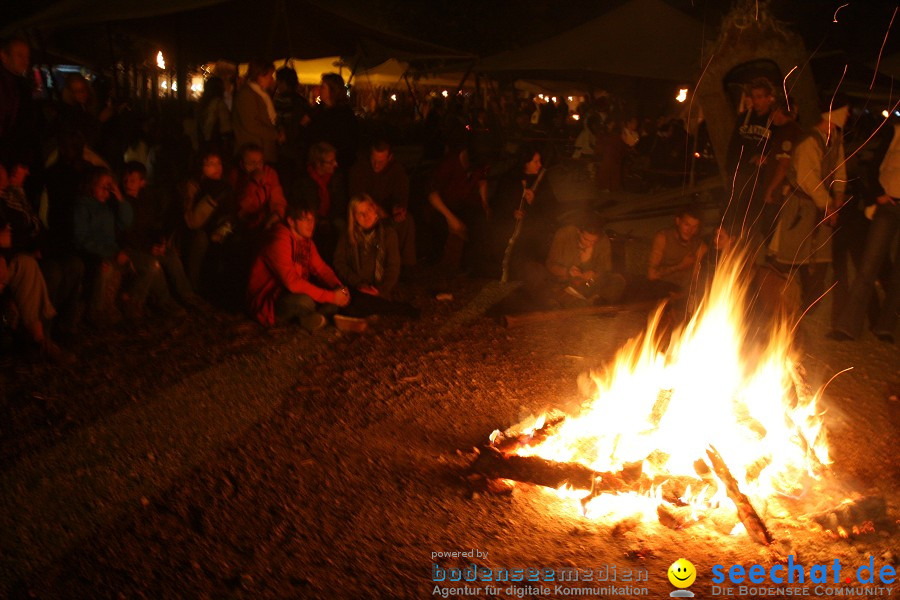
[496,249,831,524]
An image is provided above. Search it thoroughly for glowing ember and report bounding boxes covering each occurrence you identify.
[491,250,831,527]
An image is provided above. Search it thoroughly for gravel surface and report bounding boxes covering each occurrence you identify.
[1,261,898,599]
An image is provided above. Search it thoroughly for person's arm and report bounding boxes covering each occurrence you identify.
[647,231,667,280]
[262,234,336,303]
[428,191,466,236]
[266,168,287,223]
[332,233,363,288]
[376,227,402,297]
[308,241,343,291]
[793,136,832,211]
[545,228,572,280]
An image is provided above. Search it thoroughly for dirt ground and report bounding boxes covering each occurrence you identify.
[1,245,898,599]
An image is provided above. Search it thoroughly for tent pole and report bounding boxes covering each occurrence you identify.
[454,64,473,95]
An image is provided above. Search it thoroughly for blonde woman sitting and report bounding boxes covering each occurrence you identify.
[333,195,418,318]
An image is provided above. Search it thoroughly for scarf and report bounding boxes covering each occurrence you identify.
[307,164,332,218]
[247,81,277,125]
[353,224,385,284]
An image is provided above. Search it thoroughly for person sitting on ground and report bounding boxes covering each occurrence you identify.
[247,202,350,330]
[120,162,198,313]
[1,163,84,335]
[72,166,156,326]
[292,141,348,262]
[333,195,418,318]
[231,142,286,233]
[348,139,416,269]
[0,210,73,362]
[647,206,706,297]
[181,149,237,293]
[521,212,625,308]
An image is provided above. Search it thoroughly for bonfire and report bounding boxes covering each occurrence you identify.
[469,250,881,543]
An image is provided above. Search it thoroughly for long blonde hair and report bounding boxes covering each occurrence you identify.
[346,194,385,282]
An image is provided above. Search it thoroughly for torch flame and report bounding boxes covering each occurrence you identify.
[496,249,831,526]
[156,51,166,70]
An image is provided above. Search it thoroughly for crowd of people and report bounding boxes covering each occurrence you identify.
[1,37,897,364]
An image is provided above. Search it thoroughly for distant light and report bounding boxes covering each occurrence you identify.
[315,95,322,104]
[676,88,688,103]
[538,94,544,100]
[883,110,891,118]
[551,96,557,103]
[895,110,900,117]
[572,114,581,121]
[441,90,448,98]
[156,51,165,70]
[567,96,573,102]
[694,152,701,158]
[172,81,177,92]
[390,94,397,101]
[160,80,168,89]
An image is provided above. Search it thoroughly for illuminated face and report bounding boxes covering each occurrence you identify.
[354,201,379,230]
[749,87,774,115]
[92,174,114,203]
[713,226,732,251]
[202,155,223,180]
[370,149,391,173]
[668,559,696,588]
[318,152,337,176]
[675,215,700,243]
[1,41,30,76]
[288,212,316,239]
[241,150,264,174]
[122,171,145,198]
[524,152,542,175]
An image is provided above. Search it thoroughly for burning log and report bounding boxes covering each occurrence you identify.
[705,446,774,545]
[807,495,887,536]
[503,299,663,328]
[490,411,568,453]
[469,447,644,493]
[657,504,702,530]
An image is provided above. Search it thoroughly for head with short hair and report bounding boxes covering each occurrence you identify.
[578,212,605,236]
[369,140,393,173]
[285,201,317,240]
[517,143,542,175]
[1,37,30,76]
[122,161,147,197]
[240,143,265,174]
[62,73,93,108]
[674,206,702,242]
[85,166,115,202]
[246,59,275,92]
[309,141,337,174]
[199,148,224,180]
[747,77,775,116]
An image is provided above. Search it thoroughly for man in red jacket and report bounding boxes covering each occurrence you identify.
[247,203,350,330]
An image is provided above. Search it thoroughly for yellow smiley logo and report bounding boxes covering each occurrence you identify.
[668,558,697,588]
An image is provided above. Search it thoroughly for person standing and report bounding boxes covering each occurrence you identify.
[232,60,282,164]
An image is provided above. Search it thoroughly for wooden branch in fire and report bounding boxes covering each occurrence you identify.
[469,446,644,493]
[705,445,773,545]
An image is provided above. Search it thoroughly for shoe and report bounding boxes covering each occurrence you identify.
[299,313,326,333]
[825,330,853,342]
[873,331,895,344]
